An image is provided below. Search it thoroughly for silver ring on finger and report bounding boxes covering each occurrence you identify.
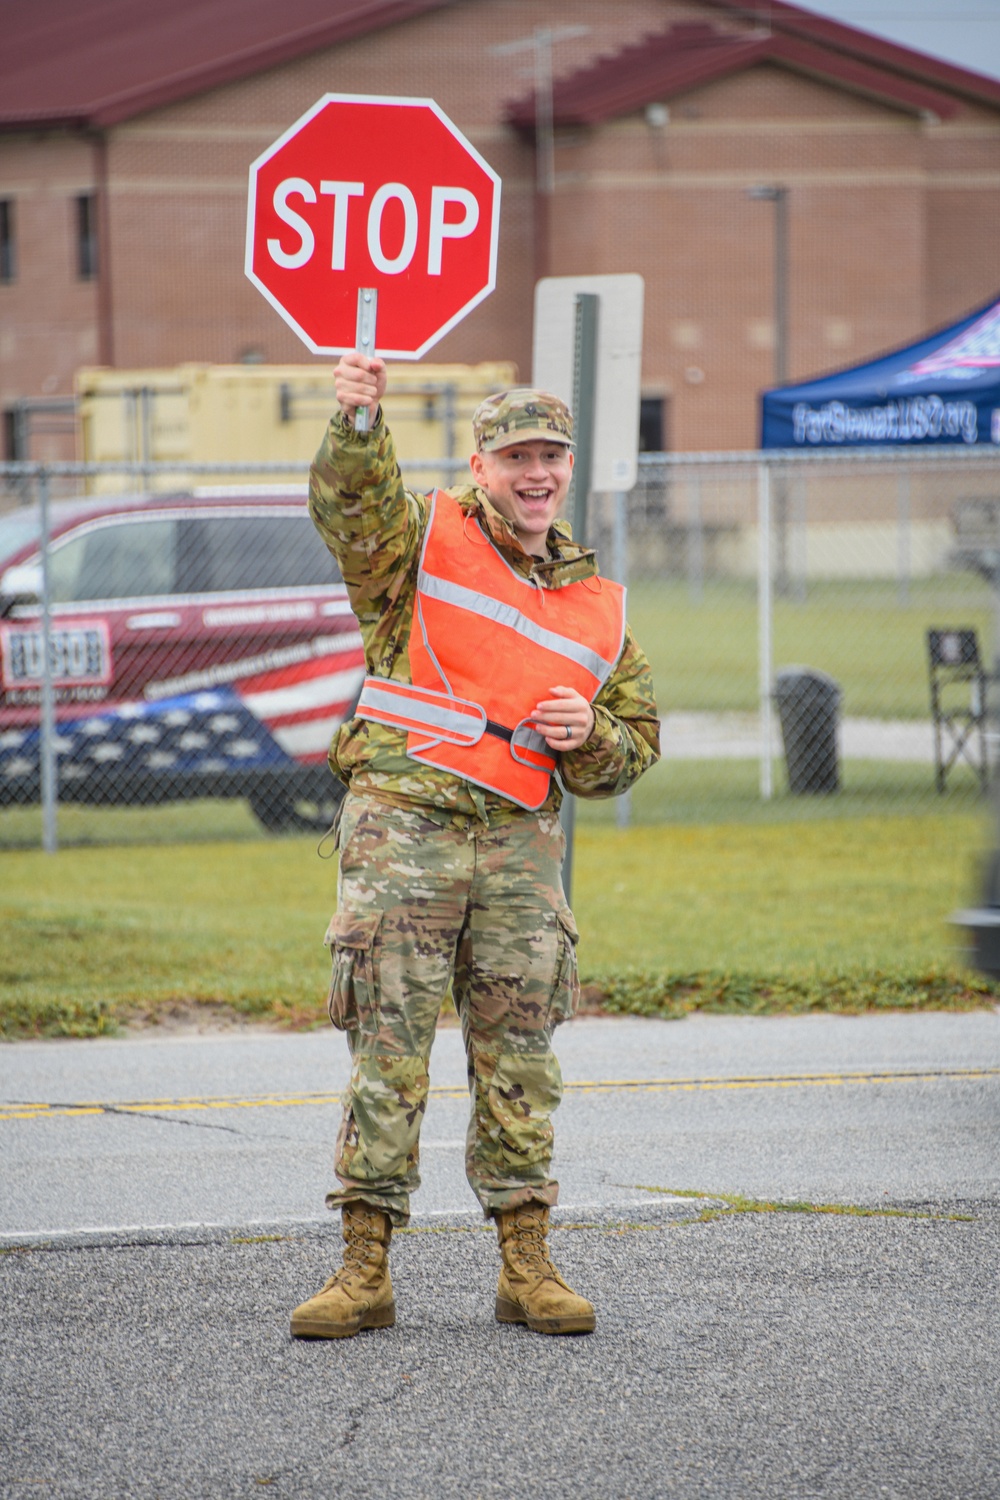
[565,723,572,740]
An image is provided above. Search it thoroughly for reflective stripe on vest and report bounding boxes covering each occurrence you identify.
[415,571,618,681]
[356,492,626,809]
[357,677,485,746]
[356,676,555,760]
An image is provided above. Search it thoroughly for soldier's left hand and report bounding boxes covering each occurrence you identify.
[531,686,595,751]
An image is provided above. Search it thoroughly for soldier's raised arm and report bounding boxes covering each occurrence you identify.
[308,355,427,625]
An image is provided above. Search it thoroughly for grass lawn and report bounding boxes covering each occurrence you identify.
[2,805,995,1038]
[628,575,992,719]
[2,570,995,1034]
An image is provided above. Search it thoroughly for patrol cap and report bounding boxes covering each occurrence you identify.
[472,387,574,453]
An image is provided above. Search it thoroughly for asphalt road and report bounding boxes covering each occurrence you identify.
[2,1012,998,1498]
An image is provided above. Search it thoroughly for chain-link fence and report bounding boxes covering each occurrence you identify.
[0,456,461,850]
[588,446,999,829]
[2,447,998,849]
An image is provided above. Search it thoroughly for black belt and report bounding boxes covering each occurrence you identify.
[484,718,513,744]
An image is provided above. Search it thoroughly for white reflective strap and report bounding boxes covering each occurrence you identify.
[417,570,616,682]
[511,720,553,758]
[357,679,485,745]
[510,718,557,770]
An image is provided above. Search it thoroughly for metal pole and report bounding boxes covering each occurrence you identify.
[444,383,456,492]
[567,292,598,540]
[534,27,555,197]
[354,288,378,435]
[757,459,774,801]
[444,383,456,460]
[561,291,600,901]
[125,389,137,492]
[773,187,788,388]
[771,190,790,604]
[140,387,153,494]
[792,474,808,603]
[490,23,588,284]
[897,470,911,607]
[37,467,58,852]
[774,474,790,596]
[687,472,703,603]
[533,27,554,280]
[612,489,632,830]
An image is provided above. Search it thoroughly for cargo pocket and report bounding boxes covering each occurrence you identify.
[324,910,383,1035]
[548,907,581,1027]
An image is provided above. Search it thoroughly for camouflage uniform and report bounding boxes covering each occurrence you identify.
[309,393,659,1226]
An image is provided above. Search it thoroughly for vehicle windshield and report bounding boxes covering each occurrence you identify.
[0,497,152,569]
[0,511,42,565]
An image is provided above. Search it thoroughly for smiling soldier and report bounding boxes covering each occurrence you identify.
[291,352,660,1340]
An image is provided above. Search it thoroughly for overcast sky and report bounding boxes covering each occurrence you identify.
[788,1,1000,84]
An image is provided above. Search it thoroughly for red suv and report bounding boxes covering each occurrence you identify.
[0,490,364,830]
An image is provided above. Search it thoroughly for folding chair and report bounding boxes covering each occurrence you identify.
[927,628,988,793]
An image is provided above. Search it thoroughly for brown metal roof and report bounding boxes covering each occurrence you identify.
[701,0,1000,111]
[505,9,1000,133]
[0,0,452,131]
[4,0,999,137]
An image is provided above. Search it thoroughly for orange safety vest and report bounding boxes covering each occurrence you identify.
[356,491,626,810]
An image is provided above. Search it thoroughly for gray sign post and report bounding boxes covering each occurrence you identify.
[532,275,644,900]
[557,293,598,903]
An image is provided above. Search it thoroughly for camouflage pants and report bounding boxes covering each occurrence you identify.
[323,793,580,1226]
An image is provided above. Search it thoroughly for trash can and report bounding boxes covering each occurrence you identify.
[774,667,841,794]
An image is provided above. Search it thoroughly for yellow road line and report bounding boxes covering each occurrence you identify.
[1,1067,997,1123]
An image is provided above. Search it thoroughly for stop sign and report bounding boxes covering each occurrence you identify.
[245,94,501,360]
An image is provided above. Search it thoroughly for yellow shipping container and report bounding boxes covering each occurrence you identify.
[76,361,518,493]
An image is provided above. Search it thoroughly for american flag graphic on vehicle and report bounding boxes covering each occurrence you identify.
[0,647,365,788]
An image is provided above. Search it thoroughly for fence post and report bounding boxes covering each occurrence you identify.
[443,383,457,492]
[37,466,58,852]
[612,488,632,830]
[140,387,154,494]
[791,474,808,602]
[686,472,703,603]
[897,471,911,607]
[757,458,774,801]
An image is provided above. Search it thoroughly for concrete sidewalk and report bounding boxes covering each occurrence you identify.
[662,711,938,762]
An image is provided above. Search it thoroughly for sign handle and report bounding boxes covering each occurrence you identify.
[354,287,378,435]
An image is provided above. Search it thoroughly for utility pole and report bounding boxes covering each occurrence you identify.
[749,184,790,594]
[491,25,589,283]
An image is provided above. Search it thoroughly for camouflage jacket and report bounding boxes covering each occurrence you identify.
[308,409,660,824]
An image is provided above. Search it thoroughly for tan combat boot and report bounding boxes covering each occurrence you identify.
[290,1202,395,1339]
[494,1203,596,1335]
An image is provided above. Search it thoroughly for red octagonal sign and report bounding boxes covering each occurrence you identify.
[246,94,501,359]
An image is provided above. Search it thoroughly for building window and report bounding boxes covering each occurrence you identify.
[639,396,666,452]
[76,193,98,280]
[3,409,22,460]
[0,200,15,283]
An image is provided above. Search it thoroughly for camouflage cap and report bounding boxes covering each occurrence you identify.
[472,388,574,453]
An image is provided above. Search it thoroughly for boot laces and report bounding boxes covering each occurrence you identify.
[509,1214,556,1276]
[322,1211,384,1286]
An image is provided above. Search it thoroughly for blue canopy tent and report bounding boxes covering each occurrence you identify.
[761,294,1000,449]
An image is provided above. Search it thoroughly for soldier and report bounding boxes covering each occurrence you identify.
[290,352,660,1340]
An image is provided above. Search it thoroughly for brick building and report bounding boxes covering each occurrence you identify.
[2,0,1000,456]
